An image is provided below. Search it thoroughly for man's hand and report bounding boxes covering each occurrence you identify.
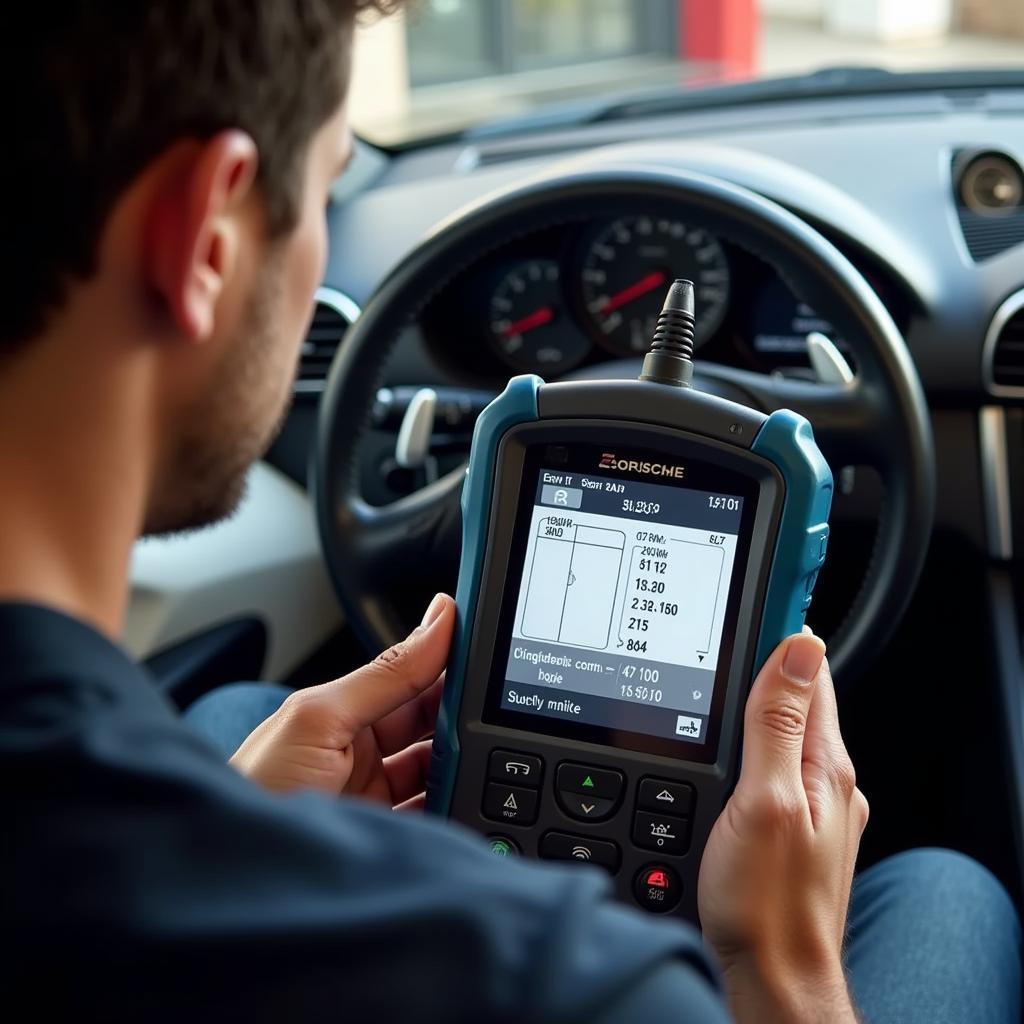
[230,594,454,808]
[698,631,869,1024]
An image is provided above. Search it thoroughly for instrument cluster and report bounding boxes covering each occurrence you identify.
[484,215,730,374]
[419,211,898,383]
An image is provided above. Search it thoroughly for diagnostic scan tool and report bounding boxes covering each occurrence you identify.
[427,280,832,920]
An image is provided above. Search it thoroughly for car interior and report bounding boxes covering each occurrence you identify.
[126,54,1024,913]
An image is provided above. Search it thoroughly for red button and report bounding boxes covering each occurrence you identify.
[633,863,682,913]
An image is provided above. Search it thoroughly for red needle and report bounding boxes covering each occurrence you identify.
[502,306,554,336]
[601,270,667,315]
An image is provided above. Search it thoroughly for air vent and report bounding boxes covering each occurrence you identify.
[991,307,1024,387]
[295,287,361,395]
[984,291,1024,396]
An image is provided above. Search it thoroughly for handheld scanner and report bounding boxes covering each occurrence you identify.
[427,280,832,921]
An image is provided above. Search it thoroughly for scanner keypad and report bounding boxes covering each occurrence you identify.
[482,752,699,897]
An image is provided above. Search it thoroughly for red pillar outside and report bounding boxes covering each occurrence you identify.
[678,0,759,79]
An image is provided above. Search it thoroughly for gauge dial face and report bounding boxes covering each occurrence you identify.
[580,217,730,356]
[488,259,590,374]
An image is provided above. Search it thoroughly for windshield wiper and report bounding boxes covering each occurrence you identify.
[465,67,1024,142]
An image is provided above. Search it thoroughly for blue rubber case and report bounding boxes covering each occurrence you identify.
[427,373,832,915]
[429,375,543,818]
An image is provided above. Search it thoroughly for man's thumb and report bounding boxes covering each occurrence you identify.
[324,594,455,734]
[738,632,826,793]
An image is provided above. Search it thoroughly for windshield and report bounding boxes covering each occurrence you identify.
[348,0,1024,147]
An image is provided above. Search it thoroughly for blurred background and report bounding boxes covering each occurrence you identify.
[348,0,1024,145]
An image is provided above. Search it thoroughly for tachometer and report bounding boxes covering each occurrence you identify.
[488,259,590,374]
[580,217,730,356]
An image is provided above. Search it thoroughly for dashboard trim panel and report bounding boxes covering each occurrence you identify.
[980,405,1014,560]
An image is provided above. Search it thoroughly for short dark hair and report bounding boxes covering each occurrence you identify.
[2,1,397,348]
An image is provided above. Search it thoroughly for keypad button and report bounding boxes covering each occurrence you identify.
[636,778,695,817]
[557,791,616,822]
[488,750,543,788]
[633,811,692,855]
[634,863,682,913]
[539,831,621,872]
[556,763,624,801]
[482,783,538,826]
[487,835,520,857]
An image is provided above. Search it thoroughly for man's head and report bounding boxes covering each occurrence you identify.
[4,1,396,534]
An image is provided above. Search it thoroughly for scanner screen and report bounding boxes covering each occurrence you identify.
[498,452,746,747]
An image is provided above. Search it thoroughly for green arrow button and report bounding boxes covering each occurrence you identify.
[582,776,594,788]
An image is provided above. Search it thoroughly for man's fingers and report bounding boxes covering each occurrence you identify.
[801,651,847,774]
[794,625,852,793]
[327,594,454,739]
[395,792,427,813]
[383,739,433,807]
[372,674,444,757]
[738,632,826,799]
[801,653,864,827]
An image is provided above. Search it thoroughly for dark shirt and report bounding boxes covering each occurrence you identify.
[3,602,728,1022]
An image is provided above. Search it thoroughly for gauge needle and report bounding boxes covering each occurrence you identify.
[502,306,554,336]
[601,271,667,315]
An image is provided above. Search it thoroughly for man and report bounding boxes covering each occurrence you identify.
[2,3,1019,1022]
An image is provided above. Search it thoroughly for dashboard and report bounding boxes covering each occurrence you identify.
[418,209,907,385]
[321,88,1024,407]
[283,83,1024,554]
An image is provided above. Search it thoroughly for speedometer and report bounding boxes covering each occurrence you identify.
[580,216,730,356]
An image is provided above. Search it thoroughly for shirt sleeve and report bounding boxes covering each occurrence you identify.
[5,667,729,1024]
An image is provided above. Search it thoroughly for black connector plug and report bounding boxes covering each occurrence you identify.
[639,279,695,388]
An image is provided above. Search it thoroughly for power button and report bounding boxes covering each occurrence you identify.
[633,863,682,913]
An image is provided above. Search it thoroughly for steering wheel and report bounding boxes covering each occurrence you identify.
[314,163,934,689]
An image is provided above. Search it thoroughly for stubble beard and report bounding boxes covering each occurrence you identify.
[143,251,298,537]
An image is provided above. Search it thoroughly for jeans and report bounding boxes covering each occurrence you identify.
[184,681,293,758]
[184,683,1023,1024]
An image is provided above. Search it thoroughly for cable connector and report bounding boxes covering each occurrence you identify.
[639,279,695,388]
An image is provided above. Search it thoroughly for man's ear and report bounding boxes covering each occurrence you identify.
[145,130,259,342]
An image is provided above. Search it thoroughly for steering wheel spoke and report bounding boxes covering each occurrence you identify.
[697,363,891,469]
[325,465,463,650]
[346,467,463,585]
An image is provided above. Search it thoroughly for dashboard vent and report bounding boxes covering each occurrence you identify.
[985,291,1024,395]
[295,287,361,394]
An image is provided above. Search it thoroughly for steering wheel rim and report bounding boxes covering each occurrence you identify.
[314,163,935,688]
